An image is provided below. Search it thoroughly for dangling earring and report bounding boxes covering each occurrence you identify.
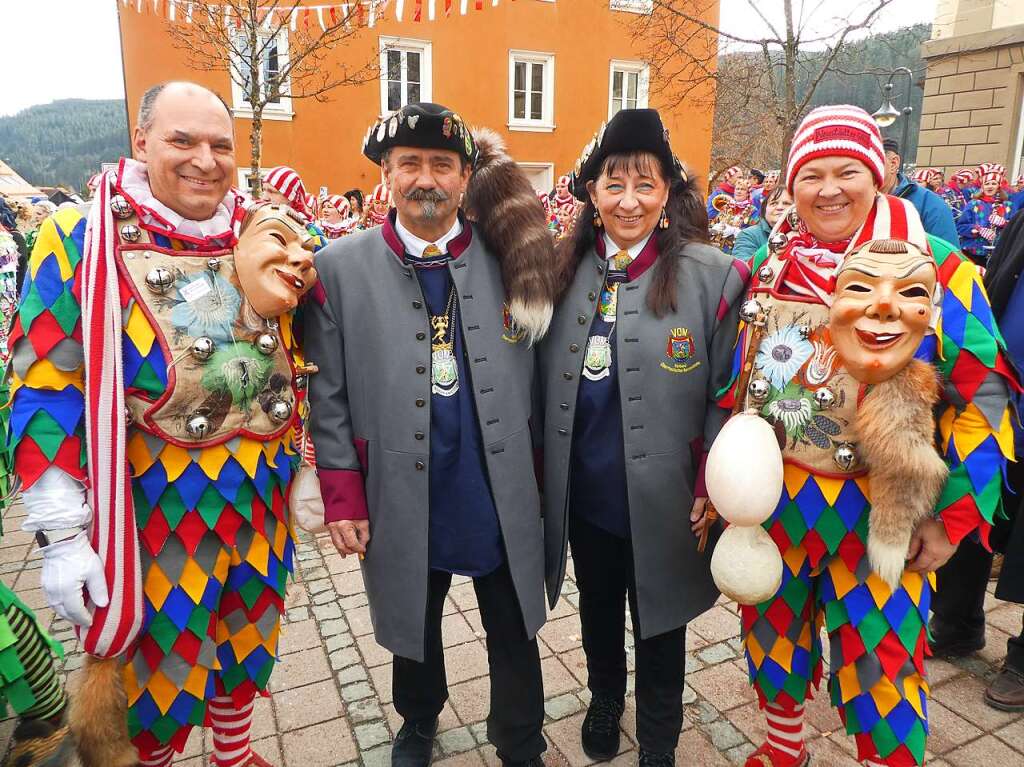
[593,211,603,228]
[659,208,670,229]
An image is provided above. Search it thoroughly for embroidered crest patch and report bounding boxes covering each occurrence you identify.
[660,327,701,373]
[501,302,525,344]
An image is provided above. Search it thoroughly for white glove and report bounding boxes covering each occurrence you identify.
[41,531,109,628]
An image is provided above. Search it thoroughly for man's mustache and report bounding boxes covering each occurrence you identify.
[400,187,450,203]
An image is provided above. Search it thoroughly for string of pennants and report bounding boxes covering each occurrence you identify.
[119,0,515,28]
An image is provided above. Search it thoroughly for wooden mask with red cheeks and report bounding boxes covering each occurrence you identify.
[828,239,936,385]
[236,204,318,318]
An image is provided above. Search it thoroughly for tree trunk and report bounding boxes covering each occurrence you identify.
[249,110,263,196]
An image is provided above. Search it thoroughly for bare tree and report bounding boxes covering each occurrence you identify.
[167,0,382,193]
[634,0,897,180]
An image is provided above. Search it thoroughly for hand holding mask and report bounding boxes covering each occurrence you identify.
[236,204,318,318]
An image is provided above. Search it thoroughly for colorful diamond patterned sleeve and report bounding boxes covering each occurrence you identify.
[919,236,1016,546]
[9,209,88,490]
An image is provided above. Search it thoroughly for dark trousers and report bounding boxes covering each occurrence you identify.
[392,562,545,762]
[569,514,687,754]
[933,457,1024,672]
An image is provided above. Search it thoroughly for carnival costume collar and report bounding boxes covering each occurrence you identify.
[594,230,659,281]
[116,157,244,246]
[321,219,356,239]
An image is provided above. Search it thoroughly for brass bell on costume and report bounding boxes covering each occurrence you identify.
[768,233,788,253]
[748,378,771,403]
[833,443,857,471]
[120,224,142,243]
[757,265,774,283]
[255,333,279,355]
[190,337,215,361]
[110,195,132,220]
[185,413,212,439]
[813,388,836,410]
[268,398,293,423]
[145,267,174,295]
[787,210,801,228]
[739,299,763,324]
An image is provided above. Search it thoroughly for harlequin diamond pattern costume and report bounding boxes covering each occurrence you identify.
[10,159,307,765]
[721,108,1015,767]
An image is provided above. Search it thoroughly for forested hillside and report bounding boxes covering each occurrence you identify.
[0,100,129,193]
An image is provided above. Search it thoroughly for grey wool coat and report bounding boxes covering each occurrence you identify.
[538,240,750,639]
[303,221,546,662]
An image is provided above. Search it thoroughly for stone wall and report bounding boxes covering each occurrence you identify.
[916,24,1024,175]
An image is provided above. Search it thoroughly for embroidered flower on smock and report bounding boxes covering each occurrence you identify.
[762,382,814,436]
[169,273,240,344]
[756,325,814,390]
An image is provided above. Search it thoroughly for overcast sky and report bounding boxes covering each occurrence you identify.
[3,0,937,117]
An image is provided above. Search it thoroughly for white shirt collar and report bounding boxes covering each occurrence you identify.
[394,215,463,259]
[603,231,653,264]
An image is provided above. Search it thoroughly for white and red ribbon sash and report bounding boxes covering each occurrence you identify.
[79,171,144,657]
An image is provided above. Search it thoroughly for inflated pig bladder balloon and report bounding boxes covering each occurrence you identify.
[711,525,784,605]
[705,413,783,526]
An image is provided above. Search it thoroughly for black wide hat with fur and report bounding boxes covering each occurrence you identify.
[568,108,686,201]
[363,102,478,166]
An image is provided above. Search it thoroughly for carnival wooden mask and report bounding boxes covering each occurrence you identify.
[829,239,936,384]
[236,204,317,318]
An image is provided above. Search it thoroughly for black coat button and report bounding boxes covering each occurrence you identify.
[577,314,587,325]
[415,461,425,470]
[413,300,423,309]
[569,343,579,353]
[558,428,568,435]
[416,365,426,374]
[416,331,426,340]
[588,292,597,301]
[559,403,569,411]
[414,431,425,440]
[416,398,425,407]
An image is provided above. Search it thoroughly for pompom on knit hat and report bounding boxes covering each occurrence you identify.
[786,105,886,192]
[264,166,311,217]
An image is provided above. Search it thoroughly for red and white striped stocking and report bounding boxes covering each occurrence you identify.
[765,701,806,759]
[210,695,256,767]
[138,745,174,767]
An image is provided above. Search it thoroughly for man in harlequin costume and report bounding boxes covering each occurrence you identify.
[10,81,318,767]
[957,163,1014,264]
[720,105,1016,767]
[706,164,744,219]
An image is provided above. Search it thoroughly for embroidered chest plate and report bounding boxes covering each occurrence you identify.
[746,250,864,476]
[118,244,297,448]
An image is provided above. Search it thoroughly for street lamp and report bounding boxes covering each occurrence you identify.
[872,67,915,171]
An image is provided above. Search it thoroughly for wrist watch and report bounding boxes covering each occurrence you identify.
[34,527,85,548]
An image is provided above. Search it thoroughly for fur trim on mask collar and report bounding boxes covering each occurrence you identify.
[465,127,557,345]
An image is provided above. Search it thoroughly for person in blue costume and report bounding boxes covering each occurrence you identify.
[958,164,1015,264]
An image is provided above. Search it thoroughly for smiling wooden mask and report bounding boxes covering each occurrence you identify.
[236,204,317,318]
[829,239,936,385]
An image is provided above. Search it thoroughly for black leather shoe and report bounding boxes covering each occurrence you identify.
[637,749,675,767]
[927,618,985,658]
[985,664,1024,711]
[581,694,624,762]
[392,716,439,767]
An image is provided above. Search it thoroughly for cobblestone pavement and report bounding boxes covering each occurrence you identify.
[1,499,1023,766]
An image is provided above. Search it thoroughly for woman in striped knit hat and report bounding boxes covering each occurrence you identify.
[721,104,1015,767]
[361,182,392,228]
[957,163,1014,264]
[261,166,311,216]
[319,194,357,239]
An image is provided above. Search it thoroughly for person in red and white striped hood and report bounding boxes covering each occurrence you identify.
[319,194,358,239]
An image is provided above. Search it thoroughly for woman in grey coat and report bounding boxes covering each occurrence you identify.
[538,109,750,767]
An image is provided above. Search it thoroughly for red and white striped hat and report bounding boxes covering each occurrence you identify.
[322,194,351,217]
[786,105,886,192]
[264,166,310,216]
[978,163,1006,185]
[721,165,743,184]
[369,182,392,206]
[848,194,930,256]
[952,169,975,186]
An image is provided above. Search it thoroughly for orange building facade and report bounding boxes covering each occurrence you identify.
[117,1,719,196]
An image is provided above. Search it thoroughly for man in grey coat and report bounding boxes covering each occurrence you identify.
[304,102,558,767]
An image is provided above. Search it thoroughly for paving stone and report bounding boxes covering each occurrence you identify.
[279,619,327,655]
[326,632,356,652]
[348,697,385,724]
[445,639,490,684]
[435,750,486,766]
[355,720,391,750]
[672,727,731,766]
[307,577,335,594]
[927,699,984,755]
[341,681,375,702]
[339,593,368,609]
[690,605,742,644]
[538,614,583,654]
[438,725,478,755]
[945,734,1022,766]
[269,646,333,691]
[312,590,338,605]
[337,663,368,684]
[701,718,746,751]
[319,618,350,637]
[332,570,366,597]
[544,693,583,721]
[360,744,393,767]
[356,632,392,667]
[313,602,343,621]
[687,661,755,711]
[275,679,344,731]
[281,718,359,766]
[698,642,738,665]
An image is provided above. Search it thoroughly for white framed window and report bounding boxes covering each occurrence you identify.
[508,50,556,132]
[610,0,654,13]
[379,36,432,115]
[229,31,293,120]
[517,162,555,193]
[237,167,271,195]
[608,60,650,118]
